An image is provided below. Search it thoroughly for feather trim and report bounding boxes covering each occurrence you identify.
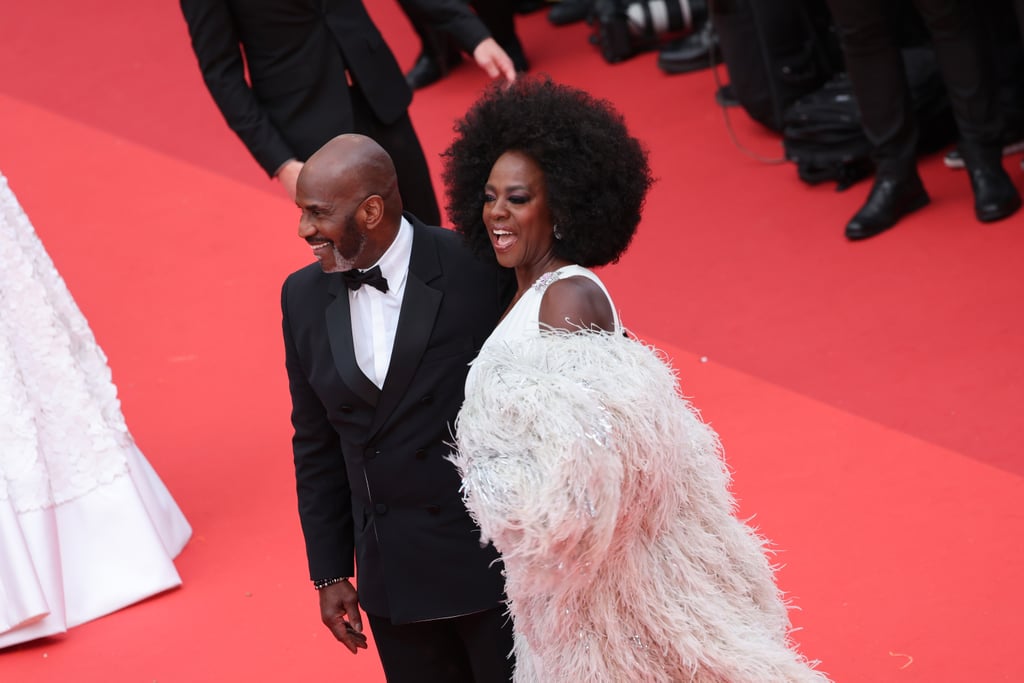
[451,330,829,682]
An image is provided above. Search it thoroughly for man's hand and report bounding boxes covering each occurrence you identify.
[319,579,368,654]
[276,159,304,202]
[472,38,517,83]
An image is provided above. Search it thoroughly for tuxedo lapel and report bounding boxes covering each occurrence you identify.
[325,274,380,408]
[367,224,443,439]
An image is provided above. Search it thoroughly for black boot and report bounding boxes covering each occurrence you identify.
[845,171,930,241]
[658,22,721,75]
[959,143,1022,222]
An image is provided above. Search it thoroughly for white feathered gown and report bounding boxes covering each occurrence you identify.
[451,266,828,682]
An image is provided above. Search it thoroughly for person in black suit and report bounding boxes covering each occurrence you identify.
[179,0,516,225]
[825,0,1021,240]
[281,134,514,681]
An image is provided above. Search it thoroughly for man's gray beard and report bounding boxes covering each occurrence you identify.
[323,243,359,273]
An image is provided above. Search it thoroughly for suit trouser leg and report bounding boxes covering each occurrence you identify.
[398,0,526,73]
[825,0,918,179]
[912,0,1004,155]
[367,606,514,683]
[470,0,527,69]
[827,0,1005,176]
[452,605,515,682]
[348,83,442,226]
[397,0,463,67]
[1015,0,1024,84]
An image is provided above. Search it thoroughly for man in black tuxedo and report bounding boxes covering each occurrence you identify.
[180,0,515,224]
[281,134,514,681]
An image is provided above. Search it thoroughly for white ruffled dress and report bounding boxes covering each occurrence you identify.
[0,172,191,649]
[452,265,828,682]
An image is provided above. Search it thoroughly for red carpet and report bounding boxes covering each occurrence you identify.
[2,2,1023,681]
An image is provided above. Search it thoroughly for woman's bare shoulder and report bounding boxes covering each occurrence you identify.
[539,275,615,332]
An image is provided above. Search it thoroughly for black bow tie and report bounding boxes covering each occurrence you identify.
[341,265,389,293]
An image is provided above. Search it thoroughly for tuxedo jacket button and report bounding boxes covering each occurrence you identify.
[419,394,433,405]
[365,447,379,460]
[375,503,388,515]
[415,449,427,460]
[425,504,440,515]
[339,405,353,414]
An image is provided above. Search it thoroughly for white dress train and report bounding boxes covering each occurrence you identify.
[0,172,191,649]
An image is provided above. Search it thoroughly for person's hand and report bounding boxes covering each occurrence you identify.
[319,579,368,654]
[472,38,516,83]
[276,159,304,202]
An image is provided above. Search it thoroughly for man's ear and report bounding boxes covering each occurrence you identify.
[361,195,385,229]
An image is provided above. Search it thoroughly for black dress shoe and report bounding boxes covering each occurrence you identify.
[658,23,721,75]
[845,173,930,241]
[406,52,444,90]
[548,0,591,26]
[966,165,1021,222]
[405,49,461,91]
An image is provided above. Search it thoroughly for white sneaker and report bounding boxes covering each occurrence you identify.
[944,138,1024,169]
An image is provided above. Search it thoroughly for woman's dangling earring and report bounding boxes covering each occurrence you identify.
[553,224,563,240]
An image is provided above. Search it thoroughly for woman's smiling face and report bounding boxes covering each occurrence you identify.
[482,150,557,270]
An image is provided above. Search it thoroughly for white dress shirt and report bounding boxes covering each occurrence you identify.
[350,217,412,388]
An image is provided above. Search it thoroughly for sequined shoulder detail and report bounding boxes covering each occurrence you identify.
[531,269,564,293]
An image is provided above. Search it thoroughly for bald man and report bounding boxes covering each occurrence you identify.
[281,135,515,681]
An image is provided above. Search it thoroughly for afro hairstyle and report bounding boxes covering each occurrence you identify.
[442,76,653,267]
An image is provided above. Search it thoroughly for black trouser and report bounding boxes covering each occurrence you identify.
[826,0,1004,177]
[367,606,515,683]
[1017,0,1024,41]
[398,0,522,64]
[348,82,441,225]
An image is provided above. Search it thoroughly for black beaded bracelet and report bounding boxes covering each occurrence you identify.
[313,576,349,590]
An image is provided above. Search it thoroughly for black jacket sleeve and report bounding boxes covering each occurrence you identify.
[282,275,356,580]
[179,0,296,177]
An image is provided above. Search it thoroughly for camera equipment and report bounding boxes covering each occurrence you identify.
[591,0,707,63]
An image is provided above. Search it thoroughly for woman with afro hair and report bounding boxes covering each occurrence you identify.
[445,77,828,682]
